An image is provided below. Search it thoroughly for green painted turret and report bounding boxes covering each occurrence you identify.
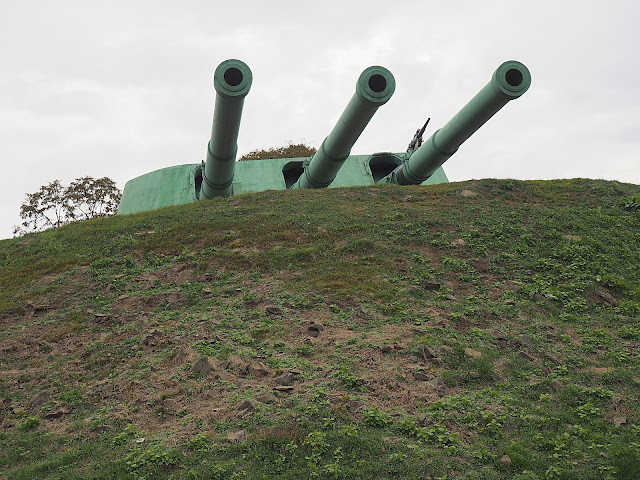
[201,59,253,199]
[291,66,395,189]
[386,61,531,185]
[117,59,530,216]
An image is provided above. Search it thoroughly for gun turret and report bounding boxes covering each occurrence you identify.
[201,59,253,199]
[118,60,531,216]
[388,61,531,185]
[291,66,395,189]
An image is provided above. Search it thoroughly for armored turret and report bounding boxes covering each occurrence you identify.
[117,59,530,216]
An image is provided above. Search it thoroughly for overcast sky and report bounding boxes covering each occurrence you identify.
[1,1,638,239]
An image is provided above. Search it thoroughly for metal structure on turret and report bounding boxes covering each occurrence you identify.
[118,59,531,215]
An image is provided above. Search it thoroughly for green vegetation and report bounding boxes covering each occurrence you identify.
[13,176,121,235]
[1,178,639,479]
[238,142,317,161]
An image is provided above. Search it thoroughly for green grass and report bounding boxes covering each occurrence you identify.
[1,179,639,479]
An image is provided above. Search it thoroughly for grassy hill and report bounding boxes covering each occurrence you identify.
[1,178,639,479]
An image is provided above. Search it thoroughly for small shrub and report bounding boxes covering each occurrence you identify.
[339,424,359,437]
[294,344,314,357]
[394,416,418,435]
[91,257,114,270]
[303,431,330,453]
[239,143,316,161]
[362,407,392,427]
[188,433,212,452]
[18,416,40,431]
[472,448,496,464]
[111,424,142,446]
[623,193,640,211]
[470,356,497,382]
[58,388,86,407]
[331,365,365,390]
[203,463,228,479]
[125,445,178,475]
[596,273,630,293]
[618,325,640,340]
[416,424,460,447]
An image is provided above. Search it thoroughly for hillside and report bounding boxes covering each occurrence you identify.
[1,178,639,479]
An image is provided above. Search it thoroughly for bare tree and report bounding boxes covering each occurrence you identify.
[14,177,121,236]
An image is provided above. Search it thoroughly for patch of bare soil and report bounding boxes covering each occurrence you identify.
[0,263,460,442]
[0,246,523,444]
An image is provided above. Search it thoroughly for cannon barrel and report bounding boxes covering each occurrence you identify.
[390,60,531,185]
[201,59,253,199]
[292,66,395,189]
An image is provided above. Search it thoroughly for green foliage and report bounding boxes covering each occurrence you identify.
[293,344,315,357]
[416,424,460,447]
[623,193,640,211]
[362,407,393,427]
[111,424,143,446]
[14,180,71,234]
[193,340,233,359]
[91,257,114,270]
[331,364,366,390]
[14,176,121,235]
[303,430,330,452]
[618,324,640,339]
[239,142,317,161]
[58,388,86,407]
[64,176,122,220]
[125,445,178,479]
[180,281,204,306]
[188,433,212,452]
[394,416,419,435]
[597,273,630,292]
[17,416,41,431]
